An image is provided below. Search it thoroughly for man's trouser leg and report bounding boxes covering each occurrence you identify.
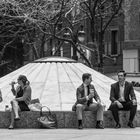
[88,103,104,121]
[121,101,137,122]
[109,103,119,124]
[76,104,85,120]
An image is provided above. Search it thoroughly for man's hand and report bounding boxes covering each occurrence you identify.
[118,98,124,102]
[96,99,101,104]
[132,99,137,105]
[115,100,123,108]
[88,93,94,100]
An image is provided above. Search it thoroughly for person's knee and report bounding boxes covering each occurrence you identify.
[10,100,15,107]
[76,104,83,110]
[109,103,118,111]
[11,100,19,109]
[11,99,17,104]
[97,103,105,111]
[10,100,14,104]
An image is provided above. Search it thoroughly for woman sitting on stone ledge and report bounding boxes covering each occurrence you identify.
[9,75,32,129]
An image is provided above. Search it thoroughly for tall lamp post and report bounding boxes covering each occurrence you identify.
[78,25,86,43]
[63,29,70,44]
[63,25,85,61]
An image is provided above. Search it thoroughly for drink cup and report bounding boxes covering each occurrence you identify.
[132,100,137,105]
[9,81,17,85]
[90,89,94,94]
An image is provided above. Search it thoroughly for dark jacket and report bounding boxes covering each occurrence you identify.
[72,83,100,111]
[109,81,136,103]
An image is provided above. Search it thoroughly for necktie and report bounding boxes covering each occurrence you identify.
[87,85,90,95]
[87,85,90,106]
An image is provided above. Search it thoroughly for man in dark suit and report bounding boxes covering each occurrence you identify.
[72,73,104,129]
[109,70,137,128]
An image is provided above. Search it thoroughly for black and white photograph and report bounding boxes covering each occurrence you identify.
[0,0,140,139]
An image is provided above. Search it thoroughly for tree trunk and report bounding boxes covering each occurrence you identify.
[40,33,46,58]
[32,43,39,60]
[98,31,104,73]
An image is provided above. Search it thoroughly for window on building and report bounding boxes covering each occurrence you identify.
[111,30,118,55]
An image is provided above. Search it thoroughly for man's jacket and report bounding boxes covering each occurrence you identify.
[109,81,136,103]
[72,83,100,111]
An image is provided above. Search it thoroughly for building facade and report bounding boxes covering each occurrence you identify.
[24,1,126,74]
[123,0,140,72]
[23,0,140,74]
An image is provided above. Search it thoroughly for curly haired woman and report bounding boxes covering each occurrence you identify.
[9,75,32,129]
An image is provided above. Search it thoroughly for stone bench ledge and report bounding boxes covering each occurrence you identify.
[0,110,140,128]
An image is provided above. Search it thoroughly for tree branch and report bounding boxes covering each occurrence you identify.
[103,0,123,32]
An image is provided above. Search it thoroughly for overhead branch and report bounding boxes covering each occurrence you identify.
[53,35,91,67]
[0,37,16,62]
[103,0,123,32]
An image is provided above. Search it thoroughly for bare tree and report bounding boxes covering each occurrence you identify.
[79,0,123,71]
[0,0,123,70]
[0,0,62,62]
[42,0,123,68]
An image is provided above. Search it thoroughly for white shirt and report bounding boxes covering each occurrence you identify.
[119,81,125,101]
[83,83,89,100]
[83,84,88,96]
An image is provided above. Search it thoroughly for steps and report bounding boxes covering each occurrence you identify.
[0,111,140,128]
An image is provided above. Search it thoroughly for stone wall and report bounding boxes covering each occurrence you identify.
[0,110,140,128]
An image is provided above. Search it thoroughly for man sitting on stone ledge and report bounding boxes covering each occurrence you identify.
[72,73,104,129]
[108,70,137,128]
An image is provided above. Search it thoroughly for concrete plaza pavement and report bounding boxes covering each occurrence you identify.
[1,128,140,140]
